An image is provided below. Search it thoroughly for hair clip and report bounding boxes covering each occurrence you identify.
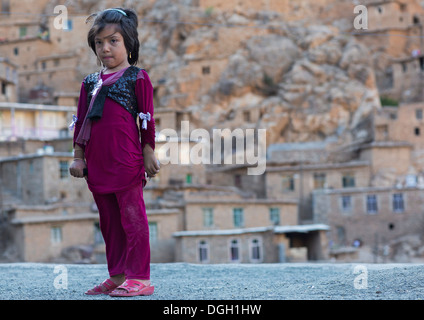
[104,8,127,16]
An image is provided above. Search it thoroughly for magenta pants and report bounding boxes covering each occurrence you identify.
[92,183,150,280]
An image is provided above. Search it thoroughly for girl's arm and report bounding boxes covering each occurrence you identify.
[143,143,159,178]
[136,70,160,178]
[69,82,88,178]
[69,144,87,178]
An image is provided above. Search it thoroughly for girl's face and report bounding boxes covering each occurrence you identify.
[94,24,129,72]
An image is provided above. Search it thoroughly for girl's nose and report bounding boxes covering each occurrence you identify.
[102,43,111,52]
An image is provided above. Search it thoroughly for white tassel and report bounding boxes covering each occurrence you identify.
[138,112,151,130]
[69,115,78,130]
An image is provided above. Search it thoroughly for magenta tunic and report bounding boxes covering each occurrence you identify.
[73,69,155,194]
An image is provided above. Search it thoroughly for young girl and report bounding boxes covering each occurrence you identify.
[69,7,159,297]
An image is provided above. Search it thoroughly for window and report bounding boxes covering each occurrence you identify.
[1,82,6,95]
[19,26,27,38]
[342,173,355,188]
[186,173,192,184]
[416,109,423,120]
[233,208,244,227]
[336,226,346,245]
[393,193,405,213]
[313,173,326,189]
[269,207,280,225]
[413,15,420,24]
[341,195,352,213]
[202,208,214,227]
[202,66,210,75]
[402,62,407,73]
[65,19,73,31]
[250,238,262,262]
[198,240,209,263]
[415,127,420,136]
[29,160,34,173]
[59,160,69,179]
[405,174,417,187]
[282,175,295,192]
[243,111,251,122]
[148,222,158,244]
[234,174,241,188]
[51,227,62,244]
[229,239,241,262]
[59,128,70,138]
[1,0,10,13]
[366,194,378,214]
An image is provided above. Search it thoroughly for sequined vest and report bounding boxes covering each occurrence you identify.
[83,66,142,120]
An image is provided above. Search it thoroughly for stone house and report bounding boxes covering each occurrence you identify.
[172,188,329,263]
[312,102,424,261]
[374,102,424,149]
[356,0,424,59]
[0,151,98,262]
[0,102,75,141]
[0,57,18,103]
[313,186,424,248]
[389,55,424,103]
[354,0,424,103]
[0,1,93,105]
[0,36,53,103]
[364,0,416,31]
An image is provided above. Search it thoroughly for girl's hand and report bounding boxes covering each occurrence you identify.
[69,159,87,178]
[143,145,160,179]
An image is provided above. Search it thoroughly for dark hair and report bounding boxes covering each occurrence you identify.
[86,8,139,65]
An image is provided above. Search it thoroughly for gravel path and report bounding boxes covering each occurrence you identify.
[1,262,423,301]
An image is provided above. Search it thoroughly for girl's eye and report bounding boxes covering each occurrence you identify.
[111,39,117,44]
[95,41,102,45]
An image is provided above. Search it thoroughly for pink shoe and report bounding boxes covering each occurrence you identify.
[85,279,119,295]
[109,280,154,297]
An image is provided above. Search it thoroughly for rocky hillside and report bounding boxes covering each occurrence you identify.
[138,0,381,147]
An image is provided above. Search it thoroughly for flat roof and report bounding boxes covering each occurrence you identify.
[0,102,76,112]
[10,213,98,225]
[0,151,73,163]
[173,224,329,237]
